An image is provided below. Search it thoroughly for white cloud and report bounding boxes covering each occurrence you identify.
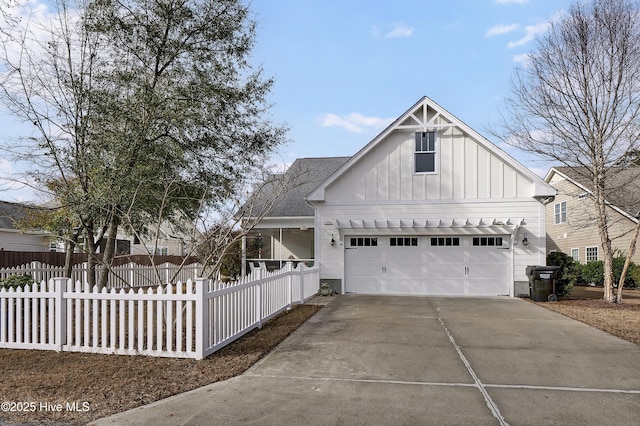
[485,23,518,37]
[321,113,394,134]
[372,23,415,39]
[385,24,414,39]
[513,53,530,64]
[507,21,550,48]
[0,158,14,174]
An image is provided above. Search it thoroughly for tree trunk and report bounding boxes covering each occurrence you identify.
[63,232,79,279]
[593,174,615,302]
[85,226,97,288]
[97,214,120,290]
[616,219,640,303]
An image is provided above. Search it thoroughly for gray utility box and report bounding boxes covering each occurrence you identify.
[525,265,561,302]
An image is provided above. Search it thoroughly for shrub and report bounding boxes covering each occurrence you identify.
[628,263,640,288]
[576,254,639,288]
[612,255,639,288]
[579,260,604,286]
[546,252,578,296]
[0,274,35,290]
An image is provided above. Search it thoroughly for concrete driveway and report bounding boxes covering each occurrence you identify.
[92,296,640,425]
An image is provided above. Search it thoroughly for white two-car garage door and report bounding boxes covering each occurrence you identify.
[345,235,510,296]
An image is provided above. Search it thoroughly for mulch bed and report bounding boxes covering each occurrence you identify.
[533,286,640,345]
[0,303,324,425]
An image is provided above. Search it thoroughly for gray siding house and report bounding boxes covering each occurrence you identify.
[0,201,50,251]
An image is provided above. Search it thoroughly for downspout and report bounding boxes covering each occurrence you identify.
[510,224,521,297]
[539,195,555,266]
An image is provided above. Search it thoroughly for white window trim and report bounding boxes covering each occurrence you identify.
[571,248,580,262]
[414,131,438,174]
[554,201,567,224]
[586,246,598,262]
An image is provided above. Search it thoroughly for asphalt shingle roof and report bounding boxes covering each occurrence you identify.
[553,166,640,217]
[0,201,31,230]
[248,157,350,218]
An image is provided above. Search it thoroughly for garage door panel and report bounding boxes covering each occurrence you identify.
[386,280,426,295]
[427,279,466,295]
[348,278,385,294]
[345,235,510,296]
[467,263,509,296]
[468,248,509,264]
[426,264,465,281]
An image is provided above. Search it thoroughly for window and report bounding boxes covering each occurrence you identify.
[571,248,580,262]
[586,246,598,262]
[472,237,503,247]
[430,237,460,246]
[390,237,418,247]
[415,131,436,173]
[349,237,378,247]
[554,201,567,224]
[156,247,169,256]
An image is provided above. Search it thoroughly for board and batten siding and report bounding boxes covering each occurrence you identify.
[316,199,547,285]
[328,128,531,204]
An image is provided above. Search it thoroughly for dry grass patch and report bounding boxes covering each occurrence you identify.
[0,303,324,426]
[534,286,640,345]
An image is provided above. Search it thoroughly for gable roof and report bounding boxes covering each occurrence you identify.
[306,96,555,202]
[0,201,32,230]
[546,166,640,221]
[249,157,350,218]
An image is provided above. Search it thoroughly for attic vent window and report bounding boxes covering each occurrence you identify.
[415,131,437,173]
[578,193,589,200]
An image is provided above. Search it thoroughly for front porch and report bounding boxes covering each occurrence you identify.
[243,219,315,274]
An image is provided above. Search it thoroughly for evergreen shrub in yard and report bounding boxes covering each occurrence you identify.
[546,252,578,296]
[575,252,639,288]
[0,274,34,290]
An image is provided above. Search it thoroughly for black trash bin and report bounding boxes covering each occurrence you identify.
[526,265,561,302]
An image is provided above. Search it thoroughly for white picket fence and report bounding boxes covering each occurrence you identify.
[0,262,319,360]
[0,262,201,288]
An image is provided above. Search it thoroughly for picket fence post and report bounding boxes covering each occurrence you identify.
[82,262,89,286]
[31,261,39,283]
[286,262,293,310]
[53,277,67,352]
[255,268,263,329]
[299,263,305,304]
[195,278,208,360]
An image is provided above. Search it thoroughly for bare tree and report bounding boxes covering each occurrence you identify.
[495,0,640,302]
[192,161,313,281]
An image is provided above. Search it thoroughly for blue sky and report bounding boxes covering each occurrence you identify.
[0,0,574,203]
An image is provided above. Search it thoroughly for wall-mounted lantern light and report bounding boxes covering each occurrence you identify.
[522,232,529,246]
[330,234,336,246]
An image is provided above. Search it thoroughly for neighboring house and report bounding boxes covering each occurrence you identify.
[130,220,203,257]
[249,96,556,297]
[0,201,51,251]
[1,200,197,257]
[545,166,640,264]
